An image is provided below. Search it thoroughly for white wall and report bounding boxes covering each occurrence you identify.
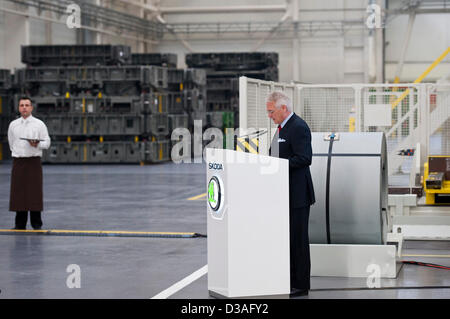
[1,0,449,84]
[28,7,77,45]
[385,13,450,82]
[156,0,450,84]
[0,2,77,71]
[0,1,30,70]
[156,0,370,84]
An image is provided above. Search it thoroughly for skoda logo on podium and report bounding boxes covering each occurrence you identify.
[208,175,225,219]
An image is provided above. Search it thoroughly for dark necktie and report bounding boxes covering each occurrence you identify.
[278,125,281,133]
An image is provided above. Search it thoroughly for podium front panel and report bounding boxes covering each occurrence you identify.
[207,149,290,298]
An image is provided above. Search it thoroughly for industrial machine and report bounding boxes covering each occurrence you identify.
[237,130,390,245]
[423,155,450,205]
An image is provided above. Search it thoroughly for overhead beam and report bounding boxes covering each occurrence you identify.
[159,6,370,14]
[251,11,291,51]
[5,0,162,40]
[156,14,194,53]
[0,5,159,44]
[159,5,287,14]
[387,8,450,14]
[112,0,158,12]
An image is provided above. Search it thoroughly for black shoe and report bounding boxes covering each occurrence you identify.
[290,288,309,298]
[32,227,42,230]
[11,227,26,230]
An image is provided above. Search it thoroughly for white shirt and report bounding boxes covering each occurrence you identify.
[280,112,294,129]
[8,115,51,158]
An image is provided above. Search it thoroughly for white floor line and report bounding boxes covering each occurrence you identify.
[151,265,208,299]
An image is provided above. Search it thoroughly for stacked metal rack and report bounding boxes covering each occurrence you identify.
[0,69,14,161]
[22,45,132,66]
[132,53,208,137]
[166,68,207,131]
[185,52,279,131]
[132,53,177,68]
[16,45,173,164]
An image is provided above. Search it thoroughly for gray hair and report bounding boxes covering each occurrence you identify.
[266,91,292,112]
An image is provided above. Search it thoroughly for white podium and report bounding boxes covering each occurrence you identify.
[206,149,290,298]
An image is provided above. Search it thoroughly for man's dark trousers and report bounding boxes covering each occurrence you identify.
[15,211,42,229]
[290,206,311,290]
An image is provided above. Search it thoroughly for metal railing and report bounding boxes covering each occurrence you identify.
[239,77,450,180]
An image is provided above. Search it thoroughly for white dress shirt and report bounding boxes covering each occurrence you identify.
[280,112,294,129]
[8,115,51,158]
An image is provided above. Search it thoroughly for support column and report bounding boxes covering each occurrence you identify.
[419,85,429,168]
[375,0,385,83]
[45,11,52,44]
[292,0,300,82]
[394,12,416,82]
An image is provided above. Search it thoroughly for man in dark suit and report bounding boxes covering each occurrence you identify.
[267,91,315,297]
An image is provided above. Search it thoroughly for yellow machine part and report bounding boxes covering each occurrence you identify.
[423,156,450,205]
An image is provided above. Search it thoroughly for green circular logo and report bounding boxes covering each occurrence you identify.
[208,176,221,212]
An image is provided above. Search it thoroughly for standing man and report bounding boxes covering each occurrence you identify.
[8,96,50,230]
[266,91,315,297]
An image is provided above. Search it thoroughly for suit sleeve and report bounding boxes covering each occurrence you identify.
[288,122,312,168]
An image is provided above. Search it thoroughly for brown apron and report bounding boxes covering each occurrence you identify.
[9,157,43,212]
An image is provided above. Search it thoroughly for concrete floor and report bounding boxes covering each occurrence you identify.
[0,161,449,299]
